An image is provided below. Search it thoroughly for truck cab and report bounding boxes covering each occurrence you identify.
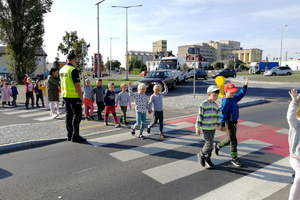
[157,57,188,82]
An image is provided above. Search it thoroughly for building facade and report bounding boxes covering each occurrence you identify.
[127,50,154,65]
[0,46,47,78]
[178,40,262,65]
[185,54,210,69]
[178,43,216,62]
[153,40,167,53]
[221,48,263,64]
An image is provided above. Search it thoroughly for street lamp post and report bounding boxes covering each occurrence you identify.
[96,0,105,78]
[112,5,142,81]
[279,25,287,66]
[110,37,119,76]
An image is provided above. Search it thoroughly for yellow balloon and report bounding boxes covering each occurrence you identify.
[215,76,225,98]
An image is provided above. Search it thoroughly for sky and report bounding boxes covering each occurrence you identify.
[43,0,300,68]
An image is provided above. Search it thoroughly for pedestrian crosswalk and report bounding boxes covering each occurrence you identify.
[194,157,292,200]
[0,106,65,121]
[87,116,291,200]
[0,102,136,122]
[0,104,293,199]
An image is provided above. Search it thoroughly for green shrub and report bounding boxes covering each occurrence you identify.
[133,68,142,75]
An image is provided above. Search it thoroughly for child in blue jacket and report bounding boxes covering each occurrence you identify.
[214,78,249,167]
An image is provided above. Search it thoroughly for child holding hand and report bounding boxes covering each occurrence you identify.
[104,83,120,128]
[147,82,168,138]
[83,79,95,120]
[195,85,226,169]
[215,78,249,167]
[10,81,18,107]
[128,82,148,140]
[0,82,11,107]
[116,83,131,125]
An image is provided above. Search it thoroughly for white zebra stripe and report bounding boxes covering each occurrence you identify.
[142,139,272,184]
[194,157,292,200]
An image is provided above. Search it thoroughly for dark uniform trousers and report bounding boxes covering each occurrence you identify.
[64,98,82,140]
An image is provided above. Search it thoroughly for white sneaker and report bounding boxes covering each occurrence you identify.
[52,114,58,119]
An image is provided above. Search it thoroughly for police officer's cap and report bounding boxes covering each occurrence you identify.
[67,50,76,59]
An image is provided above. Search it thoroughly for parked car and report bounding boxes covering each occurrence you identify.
[236,68,242,72]
[92,72,110,78]
[187,69,207,80]
[137,70,176,90]
[140,71,148,76]
[32,72,49,81]
[264,66,293,76]
[211,68,236,79]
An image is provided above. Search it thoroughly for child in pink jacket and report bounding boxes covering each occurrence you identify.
[0,82,12,107]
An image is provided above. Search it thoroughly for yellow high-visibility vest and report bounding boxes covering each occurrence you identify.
[59,65,82,98]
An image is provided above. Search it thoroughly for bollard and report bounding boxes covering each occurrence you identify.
[215,76,225,98]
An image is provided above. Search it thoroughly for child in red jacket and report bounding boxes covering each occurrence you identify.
[23,75,38,109]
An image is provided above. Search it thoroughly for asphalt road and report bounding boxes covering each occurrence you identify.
[0,91,293,200]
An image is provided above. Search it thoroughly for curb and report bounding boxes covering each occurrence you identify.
[229,77,299,85]
[238,98,266,108]
[0,97,267,153]
[0,138,66,153]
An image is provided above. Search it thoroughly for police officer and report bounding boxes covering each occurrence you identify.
[60,50,86,143]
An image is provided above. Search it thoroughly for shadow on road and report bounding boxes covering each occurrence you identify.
[0,168,13,180]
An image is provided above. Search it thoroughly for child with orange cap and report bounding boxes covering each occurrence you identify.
[214,78,249,167]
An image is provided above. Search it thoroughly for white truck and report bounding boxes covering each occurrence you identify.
[157,57,188,82]
[249,62,279,74]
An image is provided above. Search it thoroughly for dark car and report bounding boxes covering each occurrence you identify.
[211,68,236,79]
[187,69,207,80]
[137,70,176,90]
[32,72,49,81]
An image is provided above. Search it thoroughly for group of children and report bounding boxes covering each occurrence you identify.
[0,75,55,115]
[0,78,18,108]
[196,78,249,169]
[82,78,168,139]
[86,76,250,168]
[2,74,251,169]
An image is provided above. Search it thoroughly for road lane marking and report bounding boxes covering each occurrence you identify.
[3,109,41,115]
[33,114,65,121]
[239,121,262,127]
[194,157,292,200]
[275,128,289,135]
[110,134,199,162]
[142,139,272,184]
[88,122,195,147]
[18,111,52,118]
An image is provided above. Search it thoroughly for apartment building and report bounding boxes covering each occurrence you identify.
[178,40,262,64]
[127,50,154,65]
[153,40,167,53]
[178,43,216,62]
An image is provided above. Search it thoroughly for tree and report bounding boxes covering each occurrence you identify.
[57,31,90,71]
[0,0,53,83]
[104,60,121,72]
[214,62,224,69]
[228,59,244,69]
[129,57,143,71]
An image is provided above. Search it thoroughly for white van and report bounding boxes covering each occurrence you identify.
[157,57,188,82]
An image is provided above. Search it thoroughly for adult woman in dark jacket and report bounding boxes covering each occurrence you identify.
[47,67,60,118]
